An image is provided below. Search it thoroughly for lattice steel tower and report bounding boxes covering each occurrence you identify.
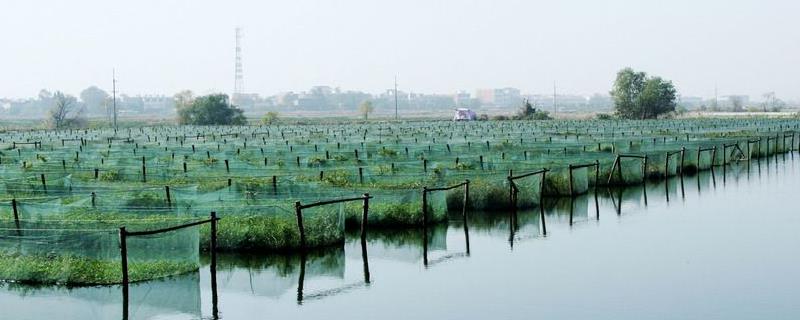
[233,27,244,102]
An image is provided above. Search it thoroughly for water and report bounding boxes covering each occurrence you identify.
[2,155,799,319]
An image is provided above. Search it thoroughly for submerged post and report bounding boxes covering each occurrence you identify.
[422,187,429,227]
[294,201,306,250]
[119,227,129,285]
[642,155,648,184]
[165,186,172,206]
[540,170,547,236]
[568,164,574,197]
[210,211,218,263]
[463,179,470,220]
[361,193,369,241]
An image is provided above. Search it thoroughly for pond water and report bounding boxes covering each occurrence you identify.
[2,155,799,319]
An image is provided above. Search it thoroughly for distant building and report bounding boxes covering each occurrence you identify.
[141,95,175,113]
[678,96,703,109]
[474,87,521,107]
[454,91,471,107]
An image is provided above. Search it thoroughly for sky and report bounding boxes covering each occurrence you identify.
[1,0,799,100]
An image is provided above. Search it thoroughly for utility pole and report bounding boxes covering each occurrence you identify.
[714,84,718,110]
[553,82,557,117]
[112,69,117,130]
[394,76,399,120]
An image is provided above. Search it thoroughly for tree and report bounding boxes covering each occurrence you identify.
[173,90,195,110]
[610,68,676,119]
[177,94,246,125]
[48,91,84,129]
[730,96,744,112]
[637,77,677,119]
[762,92,786,112]
[359,100,374,120]
[514,99,552,120]
[517,99,536,118]
[261,111,280,125]
[80,86,110,116]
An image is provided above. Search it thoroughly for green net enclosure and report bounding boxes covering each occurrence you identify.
[512,173,544,208]
[0,214,202,285]
[346,190,446,227]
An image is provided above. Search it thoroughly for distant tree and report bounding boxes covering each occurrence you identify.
[48,91,84,129]
[173,90,195,110]
[80,86,110,115]
[261,111,280,125]
[770,100,786,112]
[359,100,374,120]
[610,68,676,119]
[177,94,246,125]
[730,96,744,112]
[517,99,536,117]
[762,92,786,112]
[514,99,552,120]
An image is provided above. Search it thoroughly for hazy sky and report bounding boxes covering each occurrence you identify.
[2,0,799,100]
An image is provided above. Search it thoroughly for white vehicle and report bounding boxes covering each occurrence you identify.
[453,108,476,121]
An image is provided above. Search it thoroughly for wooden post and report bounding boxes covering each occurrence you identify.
[479,155,484,170]
[95,168,99,179]
[463,180,470,218]
[11,198,19,225]
[91,192,96,207]
[62,159,66,170]
[423,159,427,173]
[594,160,600,192]
[224,159,229,173]
[607,155,620,185]
[568,164,574,197]
[696,146,701,170]
[40,174,46,192]
[295,202,306,250]
[272,175,277,194]
[183,162,187,173]
[119,227,129,285]
[642,155,648,184]
[539,170,547,236]
[359,167,364,184]
[210,211,218,262]
[165,186,171,206]
[422,187,429,227]
[711,146,718,167]
[361,193,369,241]
[680,147,686,176]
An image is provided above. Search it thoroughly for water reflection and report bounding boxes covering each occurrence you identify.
[0,273,202,319]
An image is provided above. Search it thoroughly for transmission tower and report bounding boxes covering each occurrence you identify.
[233,27,244,103]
